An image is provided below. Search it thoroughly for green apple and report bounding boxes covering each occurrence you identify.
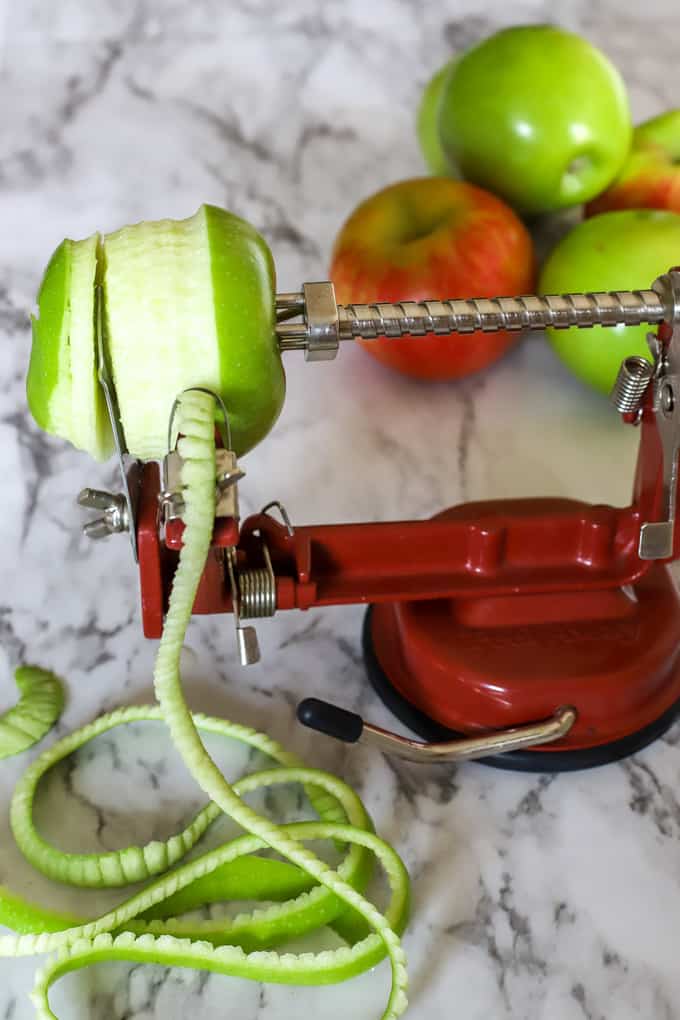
[417,60,458,176]
[539,209,680,393]
[438,25,632,215]
[635,109,680,153]
[28,206,285,461]
[586,110,680,216]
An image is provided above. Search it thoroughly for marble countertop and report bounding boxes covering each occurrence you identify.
[3,1,680,1018]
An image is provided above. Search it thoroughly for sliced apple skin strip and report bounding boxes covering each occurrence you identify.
[10,705,371,900]
[150,390,408,1018]
[0,667,64,761]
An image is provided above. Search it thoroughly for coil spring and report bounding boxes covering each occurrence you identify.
[610,356,655,414]
[239,567,276,618]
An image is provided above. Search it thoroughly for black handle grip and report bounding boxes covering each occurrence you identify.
[296,698,364,744]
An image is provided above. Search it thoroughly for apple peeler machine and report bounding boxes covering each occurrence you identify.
[77,268,680,771]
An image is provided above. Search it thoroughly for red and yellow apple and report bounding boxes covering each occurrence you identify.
[328,177,535,381]
[586,110,680,216]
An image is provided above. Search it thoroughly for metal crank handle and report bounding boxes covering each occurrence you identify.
[297,698,577,763]
[274,273,680,360]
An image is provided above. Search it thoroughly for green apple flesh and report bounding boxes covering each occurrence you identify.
[28,205,285,461]
[104,205,283,460]
[28,241,76,438]
[539,209,680,394]
[28,234,114,461]
[586,110,680,216]
[417,60,458,177]
[438,25,632,215]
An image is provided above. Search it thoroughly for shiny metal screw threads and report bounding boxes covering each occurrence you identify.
[275,284,667,351]
[335,290,666,339]
[610,356,656,414]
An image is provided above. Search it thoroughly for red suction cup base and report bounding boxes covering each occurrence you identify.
[364,564,680,770]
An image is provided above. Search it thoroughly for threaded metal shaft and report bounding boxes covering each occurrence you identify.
[336,290,664,339]
[275,280,673,354]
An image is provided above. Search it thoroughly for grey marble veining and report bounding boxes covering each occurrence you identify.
[2,1,680,1018]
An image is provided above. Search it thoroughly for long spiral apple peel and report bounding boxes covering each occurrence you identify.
[0,389,410,1019]
[0,667,64,762]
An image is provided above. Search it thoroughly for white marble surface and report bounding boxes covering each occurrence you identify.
[2,1,680,1018]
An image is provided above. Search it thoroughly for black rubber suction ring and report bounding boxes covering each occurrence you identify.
[362,606,680,773]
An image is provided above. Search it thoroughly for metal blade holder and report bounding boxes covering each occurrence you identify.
[160,388,258,666]
[77,286,141,561]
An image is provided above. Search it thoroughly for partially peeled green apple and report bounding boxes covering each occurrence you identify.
[27,206,285,461]
[28,233,112,459]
